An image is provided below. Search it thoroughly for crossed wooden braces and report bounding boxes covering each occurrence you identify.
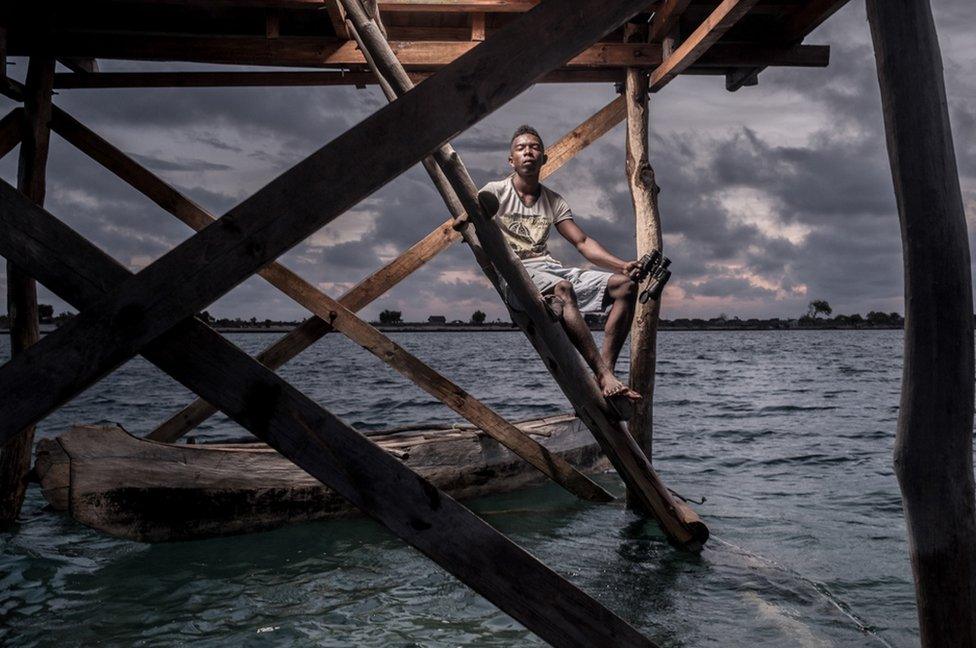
[0,0,794,643]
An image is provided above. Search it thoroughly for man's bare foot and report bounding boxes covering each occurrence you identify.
[597,371,642,402]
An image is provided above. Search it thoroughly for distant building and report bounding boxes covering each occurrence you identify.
[427,315,447,324]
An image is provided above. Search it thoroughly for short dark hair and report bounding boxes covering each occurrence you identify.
[510,124,544,149]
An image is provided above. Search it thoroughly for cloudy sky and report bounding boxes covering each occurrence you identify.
[1,1,974,323]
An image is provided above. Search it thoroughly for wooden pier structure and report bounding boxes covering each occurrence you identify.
[1,0,972,645]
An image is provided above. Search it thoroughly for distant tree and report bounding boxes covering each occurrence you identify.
[379,309,402,325]
[807,300,832,319]
[470,310,486,325]
[848,313,864,325]
[38,304,54,321]
[867,311,890,325]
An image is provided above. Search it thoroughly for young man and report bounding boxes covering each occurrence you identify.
[480,125,642,403]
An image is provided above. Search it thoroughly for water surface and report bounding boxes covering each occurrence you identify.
[1,330,920,646]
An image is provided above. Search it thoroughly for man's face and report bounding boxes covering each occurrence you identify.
[509,134,546,177]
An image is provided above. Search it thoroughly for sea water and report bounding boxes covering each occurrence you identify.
[0,330,922,646]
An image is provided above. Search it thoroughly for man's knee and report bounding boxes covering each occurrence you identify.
[610,274,637,300]
[553,280,576,300]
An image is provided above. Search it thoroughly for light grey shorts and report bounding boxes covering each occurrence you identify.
[506,255,613,314]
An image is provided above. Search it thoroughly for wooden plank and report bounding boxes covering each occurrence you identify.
[0,182,654,648]
[147,93,628,441]
[649,0,761,91]
[14,34,664,69]
[866,2,976,645]
[470,12,486,41]
[0,0,650,480]
[58,57,99,73]
[378,0,539,11]
[0,108,25,159]
[324,0,352,40]
[0,57,53,525]
[623,22,662,512]
[648,0,691,43]
[340,0,708,550]
[726,0,849,91]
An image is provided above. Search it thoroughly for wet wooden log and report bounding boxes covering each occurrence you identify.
[0,179,655,648]
[0,57,52,525]
[623,22,663,513]
[867,2,976,645]
[37,415,608,542]
[340,0,707,550]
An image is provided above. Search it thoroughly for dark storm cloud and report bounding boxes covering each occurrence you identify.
[1,0,973,321]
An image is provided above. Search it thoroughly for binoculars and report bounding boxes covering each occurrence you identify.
[634,250,671,304]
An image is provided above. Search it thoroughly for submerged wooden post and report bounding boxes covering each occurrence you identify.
[0,57,53,525]
[866,2,976,645]
[623,22,663,514]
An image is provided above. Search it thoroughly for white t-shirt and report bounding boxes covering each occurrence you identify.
[479,178,573,260]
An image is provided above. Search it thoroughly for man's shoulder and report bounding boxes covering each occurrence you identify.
[540,184,569,206]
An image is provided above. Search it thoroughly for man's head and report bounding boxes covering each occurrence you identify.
[508,124,547,179]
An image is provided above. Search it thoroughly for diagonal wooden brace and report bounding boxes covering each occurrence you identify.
[0,181,654,647]
[47,86,611,503]
[0,0,653,446]
[341,0,708,551]
[0,107,25,159]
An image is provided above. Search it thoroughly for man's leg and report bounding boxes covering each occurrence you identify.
[551,280,639,401]
[602,274,637,370]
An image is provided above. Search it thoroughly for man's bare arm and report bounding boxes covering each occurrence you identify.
[556,219,640,277]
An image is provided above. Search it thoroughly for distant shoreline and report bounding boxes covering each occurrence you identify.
[2,323,905,335]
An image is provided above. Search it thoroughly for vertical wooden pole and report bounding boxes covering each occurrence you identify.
[0,57,54,525]
[866,3,976,646]
[624,22,662,512]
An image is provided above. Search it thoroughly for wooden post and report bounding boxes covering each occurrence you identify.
[0,57,53,525]
[0,183,654,647]
[866,2,976,646]
[623,22,663,514]
[339,0,708,550]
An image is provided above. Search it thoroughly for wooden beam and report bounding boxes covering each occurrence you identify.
[649,0,760,91]
[648,0,691,43]
[470,12,486,41]
[340,0,708,550]
[867,1,976,645]
[378,0,539,11]
[148,220,459,440]
[0,57,54,525]
[47,107,613,502]
[12,34,663,69]
[0,108,25,159]
[324,0,352,40]
[726,0,849,91]
[58,57,99,73]
[622,23,662,513]
[148,92,628,441]
[0,181,654,647]
[0,0,648,486]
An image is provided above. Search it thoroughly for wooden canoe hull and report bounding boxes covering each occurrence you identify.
[34,414,609,543]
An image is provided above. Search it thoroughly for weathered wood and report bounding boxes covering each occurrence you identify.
[46,45,828,89]
[39,415,608,542]
[0,108,25,159]
[649,0,760,91]
[726,0,849,91]
[341,0,707,550]
[0,0,653,447]
[470,12,486,41]
[324,0,352,40]
[648,0,691,43]
[379,0,538,11]
[0,179,655,648]
[0,57,53,525]
[14,33,663,69]
[867,2,976,646]
[623,23,663,515]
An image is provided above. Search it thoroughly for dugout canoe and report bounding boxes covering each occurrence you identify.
[33,414,609,543]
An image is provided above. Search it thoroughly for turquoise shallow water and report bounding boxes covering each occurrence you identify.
[0,330,923,646]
